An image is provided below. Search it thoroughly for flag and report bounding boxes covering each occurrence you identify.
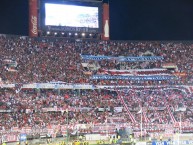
[0,78,3,88]
[15,83,23,93]
[159,118,163,124]
[64,94,69,99]
[137,108,142,114]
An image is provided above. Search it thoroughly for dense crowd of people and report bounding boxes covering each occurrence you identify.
[81,41,193,84]
[0,35,88,84]
[0,88,193,131]
[0,89,123,130]
[119,89,193,124]
[0,35,192,84]
[0,34,193,133]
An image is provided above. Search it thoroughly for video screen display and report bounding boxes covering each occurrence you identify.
[45,3,99,28]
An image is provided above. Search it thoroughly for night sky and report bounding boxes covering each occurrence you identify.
[0,0,193,40]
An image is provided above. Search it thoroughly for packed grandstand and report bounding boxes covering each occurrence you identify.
[0,34,193,143]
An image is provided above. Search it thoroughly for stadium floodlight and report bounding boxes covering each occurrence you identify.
[89,33,92,36]
[61,32,64,35]
[69,32,72,36]
[54,32,57,35]
[75,33,78,36]
[47,31,50,35]
[82,33,85,36]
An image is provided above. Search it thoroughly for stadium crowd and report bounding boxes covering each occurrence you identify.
[0,88,193,131]
[0,35,193,84]
[0,89,124,130]
[81,41,193,84]
[0,34,193,133]
[120,89,193,124]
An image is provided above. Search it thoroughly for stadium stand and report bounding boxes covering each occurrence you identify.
[0,34,193,141]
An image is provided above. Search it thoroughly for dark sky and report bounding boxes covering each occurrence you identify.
[0,0,193,40]
[0,0,29,36]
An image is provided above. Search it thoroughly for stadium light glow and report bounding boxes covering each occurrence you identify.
[47,31,50,35]
[82,33,85,36]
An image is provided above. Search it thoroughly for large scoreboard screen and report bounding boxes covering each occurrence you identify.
[40,0,102,33]
[45,3,99,28]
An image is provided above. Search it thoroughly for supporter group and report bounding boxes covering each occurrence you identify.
[0,34,193,135]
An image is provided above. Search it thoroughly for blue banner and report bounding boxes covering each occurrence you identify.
[152,140,193,145]
[20,134,27,141]
[119,56,164,62]
[81,55,113,61]
[81,55,164,62]
[91,75,176,81]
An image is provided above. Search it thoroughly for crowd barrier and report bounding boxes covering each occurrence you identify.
[0,123,193,143]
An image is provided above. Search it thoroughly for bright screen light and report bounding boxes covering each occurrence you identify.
[45,3,99,28]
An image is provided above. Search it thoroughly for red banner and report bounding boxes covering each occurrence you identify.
[1,134,19,143]
[184,86,193,93]
[29,0,38,37]
[189,86,193,93]
[173,72,187,77]
[1,122,193,140]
